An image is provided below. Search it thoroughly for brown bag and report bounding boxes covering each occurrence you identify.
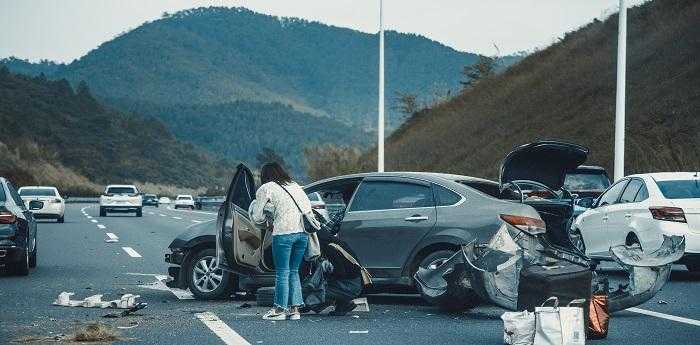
[588,293,610,339]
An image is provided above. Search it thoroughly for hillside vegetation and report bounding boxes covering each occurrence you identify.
[0,68,234,194]
[381,0,700,179]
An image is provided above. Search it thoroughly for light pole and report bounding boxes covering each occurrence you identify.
[614,0,627,181]
[377,0,385,172]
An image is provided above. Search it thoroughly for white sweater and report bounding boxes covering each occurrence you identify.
[250,181,311,236]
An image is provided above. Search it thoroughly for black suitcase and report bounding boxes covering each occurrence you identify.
[517,262,592,312]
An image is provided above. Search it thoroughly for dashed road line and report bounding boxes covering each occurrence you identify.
[192,220,202,223]
[90,219,98,223]
[148,212,155,215]
[627,308,700,327]
[196,312,251,345]
[159,214,167,217]
[86,216,93,219]
[106,233,119,241]
[122,247,142,258]
[97,224,106,229]
[172,216,182,220]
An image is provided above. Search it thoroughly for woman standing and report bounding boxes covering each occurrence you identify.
[251,162,312,321]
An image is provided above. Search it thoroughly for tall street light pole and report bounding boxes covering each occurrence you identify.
[377,0,385,172]
[614,0,627,181]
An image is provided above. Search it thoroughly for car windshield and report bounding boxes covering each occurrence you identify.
[656,180,700,199]
[107,187,137,194]
[144,194,156,199]
[308,193,320,201]
[564,173,610,191]
[19,188,56,196]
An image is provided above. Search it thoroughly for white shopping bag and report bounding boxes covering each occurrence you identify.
[501,310,536,345]
[534,297,586,345]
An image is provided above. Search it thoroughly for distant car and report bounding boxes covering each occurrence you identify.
[174,195,195,210]
[307,192,329,221]
[18,186,65,223]
[143,194,159,207]
[159,197,171,204]
[0,177,39,275]
[99,185,142,217]
[572,172,700,271]
[194,196,225,210]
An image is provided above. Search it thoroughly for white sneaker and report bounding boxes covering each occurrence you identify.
[262,308,286,321]
[287,310,301,320]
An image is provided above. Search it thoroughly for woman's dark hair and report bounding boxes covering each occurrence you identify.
[260,162,293,185]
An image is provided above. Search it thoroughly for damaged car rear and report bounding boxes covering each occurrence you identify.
[415,140,685,312]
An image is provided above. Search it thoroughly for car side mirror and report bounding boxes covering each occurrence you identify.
[29,200,44,210]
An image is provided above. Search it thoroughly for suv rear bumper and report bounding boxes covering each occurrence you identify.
[101,206,141,212]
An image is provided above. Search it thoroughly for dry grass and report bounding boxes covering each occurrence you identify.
[134,181,207,198]
[72,323,120,342]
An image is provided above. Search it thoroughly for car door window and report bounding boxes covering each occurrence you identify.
[597,180,628,207]
[619,179,643,203]
[634,184,649,202]
[349,181,434,212]
[6,182,25,208]
[434,184,462,206]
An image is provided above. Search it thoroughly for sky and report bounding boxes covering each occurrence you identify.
[0,0,649,63]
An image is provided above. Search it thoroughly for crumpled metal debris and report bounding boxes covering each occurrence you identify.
[53,292,142,309]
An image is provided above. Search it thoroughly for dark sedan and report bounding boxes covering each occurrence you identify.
[0,177,40,276]
[143,194,159,207]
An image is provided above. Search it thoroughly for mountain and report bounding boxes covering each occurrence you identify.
[0,67,233,195]
[381,0,700,179]
[1,7,510,129]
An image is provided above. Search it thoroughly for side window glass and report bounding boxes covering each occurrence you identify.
[349,181,434,212]
[228,172,253,210]
[434,184,461,206]
[634,184,649,202]
[597,180,628,207]
[619,179,643,203]
[6,182,25,208]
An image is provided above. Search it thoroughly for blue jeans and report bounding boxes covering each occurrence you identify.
[272,232,308,309]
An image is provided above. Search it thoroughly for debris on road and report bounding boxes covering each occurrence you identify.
[237,303,252,309]
[53,291,142,309]
[103,302,148,318]
[117,321,139,329]
[351,297,370,312]
[658,300,669,305]
[349,330,369,334]
[73,323,120,342]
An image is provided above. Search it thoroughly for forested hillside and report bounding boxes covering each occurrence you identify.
[0,67,233,194]
[382,0,700,178]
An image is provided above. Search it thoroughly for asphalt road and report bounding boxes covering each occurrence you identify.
[1,203,698,344]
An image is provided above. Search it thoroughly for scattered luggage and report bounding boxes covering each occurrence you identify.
[534,297,586,345]
[517,262,592,316]
[502,310,536,345]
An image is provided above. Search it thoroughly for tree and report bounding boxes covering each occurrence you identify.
[76,80,92,98]
[304,144,368,181]
[256,147,287,169]
[460,56,496,90]
[392,92,419,119]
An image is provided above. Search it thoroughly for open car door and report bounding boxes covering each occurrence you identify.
[216,164,273,275]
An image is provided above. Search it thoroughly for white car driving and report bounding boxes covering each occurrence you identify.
[18,186,65,223]
[572,172,700,271]
[174,195,195,209]
[159,197,172,204]
[100,185,143,217]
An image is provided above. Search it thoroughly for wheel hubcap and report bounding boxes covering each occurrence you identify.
[193,256,223,293]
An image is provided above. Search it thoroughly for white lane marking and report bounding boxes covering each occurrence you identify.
[90,219,98,223]
[196,312,251,345]
[192,220,202,223]
[86,216,93,219]
[168,206,217,216]
[154,275,194,300]
[627,307,700,327]
[148,212,155,215]
[172,216,182,220]
[122,247,142,258]
[159,214,167,217]
[97,224,106,229]
[106,233,119,241]
[349,331,369,334]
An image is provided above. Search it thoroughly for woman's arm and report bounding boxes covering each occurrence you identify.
[250,184,271,224]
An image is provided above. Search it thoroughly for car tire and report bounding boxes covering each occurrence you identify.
[136,208,143,217]
[99,207,106,217]
[256,286,275,307]
[29,239,37,268]
[13,246,30,276]
[57,215,65,223]
[417,249,480,312]
[187,248,236,300]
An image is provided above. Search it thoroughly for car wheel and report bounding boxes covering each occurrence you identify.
[626,233,642,250]
[417,249,480,312]
[136,208,143,217]
[29,238,37,268]
[13,246,30,276]
[187,248,236,300]
[99,207,106,217]
[256,286,275,307]
[569,227,586,255]
[57,215,65,223]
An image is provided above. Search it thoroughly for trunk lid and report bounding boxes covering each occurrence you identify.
[670,199,700,234]
[500,140,589,190]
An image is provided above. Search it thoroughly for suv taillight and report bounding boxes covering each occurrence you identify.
[312,204,325,209]
[649,207,686,223]
[0,211,17,224]
[500,214,547,235]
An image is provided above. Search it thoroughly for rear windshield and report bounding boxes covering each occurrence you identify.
[107,187,137,194]
[656,180,700,199]
[178,196,192,200]
[144,194,156,199]
[564,173,610,191]
[19,188,57,196]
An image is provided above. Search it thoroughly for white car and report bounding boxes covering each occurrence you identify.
[572,172,700,271]
[307,192,329,221]
[18,186,65,223]
[159,197,172,204]
[174,195,195,209]
[100,185,142,217]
